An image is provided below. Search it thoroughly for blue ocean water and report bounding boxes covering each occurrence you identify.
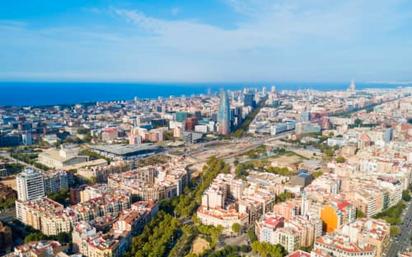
[0,82,405,107]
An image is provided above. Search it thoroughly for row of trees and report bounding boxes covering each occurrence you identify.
[126,211,180,257]
[373,201,406,225]
[165,156,230,218]
[251,241,287,257]
[10,152,50,171]
[24,231,71,245]
[126,157,230,257]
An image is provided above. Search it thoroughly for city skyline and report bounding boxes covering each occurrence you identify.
[1,0,412,82]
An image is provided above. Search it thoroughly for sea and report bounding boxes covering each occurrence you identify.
[0,82,408,107]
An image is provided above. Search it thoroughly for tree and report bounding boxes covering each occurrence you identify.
[390,226,400,236]
[276,191,294,203]
[163,130,174,141]
[251,241,287,257]
[356,209,366,218]
[402,190,411,202]
[373,202,406,225]
[266,166,293,176]
[247,228,257,242]
[354,118,363,127]
[312,171,323,178]
[231,223,241,235]
[24,232,47,243]
[233,159,239,166]
[336,156,346,163]
[48,190,69,206]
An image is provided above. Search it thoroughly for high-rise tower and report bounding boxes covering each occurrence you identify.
[348,80,356,93]
[218,90,231,135]
[16,168,45,201]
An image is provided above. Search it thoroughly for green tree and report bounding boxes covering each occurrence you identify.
[312,171,323,178]
[232,223,241,235]
[276,191,294,203]
[24,232,47,243]
[48,190,69,206]
[373,202,406,225]
[251,241,287,257]
[390,226,400,236]
[402,190,411,202]
[356,209,366,219]
[266,166,294,176]
[247,228,258,242]
[354,118,363,127]
[336,156,346,163]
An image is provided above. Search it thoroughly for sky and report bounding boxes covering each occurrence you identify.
[0,0,411,83]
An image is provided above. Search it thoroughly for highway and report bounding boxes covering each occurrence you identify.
[386,201,412,257]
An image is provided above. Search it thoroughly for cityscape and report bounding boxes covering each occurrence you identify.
[1,1,412,257]
[0,83,411,257]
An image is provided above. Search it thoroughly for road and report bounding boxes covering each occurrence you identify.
[386,201,412,257]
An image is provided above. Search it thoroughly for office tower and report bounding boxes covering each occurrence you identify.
[16,168,45,201]
[243,93,255,107]
[262,86,267,95]
[384,128,393,142]
[348,80,356,92]
[22,131,33,145]
[218,90,231,135]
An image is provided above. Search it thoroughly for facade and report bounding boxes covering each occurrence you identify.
[107,159,190,201]
[218,90,231,135]
[320,199,355,233]
[313,217,389,257]
[255,213,322,253]
[15,198,71,236]
[314,235,375,257]
[72,201,158,257]
[43,170,69,194]
[197,172,286,232]
[5,241,65,257]
[70,190,131,223]
[38,145,89,169]
[16,168,45,201]
[339,218,390,257]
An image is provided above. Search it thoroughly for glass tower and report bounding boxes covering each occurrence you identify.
[218,90,231,135]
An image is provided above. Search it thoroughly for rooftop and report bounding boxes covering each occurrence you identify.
[91,144,160,155]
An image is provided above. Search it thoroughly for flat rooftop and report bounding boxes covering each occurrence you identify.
[90,144,160,156]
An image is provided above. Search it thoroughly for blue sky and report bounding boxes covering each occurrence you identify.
[0,0,411,83]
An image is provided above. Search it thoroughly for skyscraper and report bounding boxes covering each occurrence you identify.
[16,168,45,201]
[243,92,255,107]
[218,90,231,135]
[348,80,356,93]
